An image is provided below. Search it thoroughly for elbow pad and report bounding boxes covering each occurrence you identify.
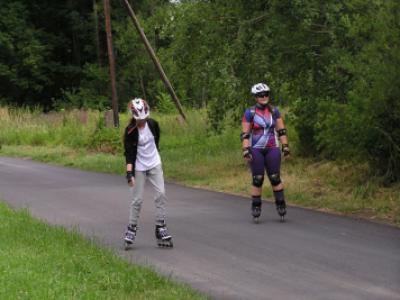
[277,128,287,137]
[240,132,250,141]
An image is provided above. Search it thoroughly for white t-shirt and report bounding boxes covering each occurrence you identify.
[135,122,161,171]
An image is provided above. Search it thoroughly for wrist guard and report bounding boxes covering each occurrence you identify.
[281,144,290,157]
[126,171,134,183]
[243,147,251,159]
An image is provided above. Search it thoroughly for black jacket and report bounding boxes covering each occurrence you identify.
[123,118,160,174]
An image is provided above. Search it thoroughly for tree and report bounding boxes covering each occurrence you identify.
[0,2,49,106]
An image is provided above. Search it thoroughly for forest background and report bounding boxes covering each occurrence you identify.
[0,0,399,223]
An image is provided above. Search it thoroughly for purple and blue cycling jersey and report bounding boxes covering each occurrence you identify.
[242,106,281,148]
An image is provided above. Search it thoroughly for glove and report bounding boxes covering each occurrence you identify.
[126,171,134,183]
[281,144,290,157]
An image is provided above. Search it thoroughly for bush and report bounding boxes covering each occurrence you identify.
[155,92,175,114]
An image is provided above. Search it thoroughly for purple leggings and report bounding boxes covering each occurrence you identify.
[250,147,281,177]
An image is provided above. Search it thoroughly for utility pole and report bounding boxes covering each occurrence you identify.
[122,0,186,121]
[104,0,119,127]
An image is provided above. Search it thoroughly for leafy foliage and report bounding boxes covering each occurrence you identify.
[0,2,49,106]
[155,92,175,114]
[0,0,399,182]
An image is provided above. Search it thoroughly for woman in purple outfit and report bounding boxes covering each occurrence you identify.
[241,83,290,222]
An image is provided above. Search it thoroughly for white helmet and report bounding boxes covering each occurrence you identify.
[129,98,150,120]
[251,83,270,96]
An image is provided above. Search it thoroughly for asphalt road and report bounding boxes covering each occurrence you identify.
[0,156,399,300]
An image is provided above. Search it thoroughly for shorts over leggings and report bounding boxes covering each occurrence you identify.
[250,147,281,180]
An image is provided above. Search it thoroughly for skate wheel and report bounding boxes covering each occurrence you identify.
[253,217,259,224]
[124,241,133,250]
[280,216,285,222]
[157,239,173,248]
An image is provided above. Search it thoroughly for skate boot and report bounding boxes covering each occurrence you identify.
[124,224,137,250]
[274,189,287,222]
[155,221,173,248]
[251,196,262,223]
[275,200,287,222]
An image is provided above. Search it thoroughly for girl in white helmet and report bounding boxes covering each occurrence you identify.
[123,98,173,248]
[241,83,290,222]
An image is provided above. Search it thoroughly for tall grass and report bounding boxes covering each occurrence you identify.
[0,107,124,153]
[0,106,399,225]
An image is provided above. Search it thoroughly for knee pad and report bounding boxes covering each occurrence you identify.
[268,173,281,186]
[252,175,264,187]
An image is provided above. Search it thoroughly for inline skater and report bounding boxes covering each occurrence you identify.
[241,83,290,222]
[123,98,173,248]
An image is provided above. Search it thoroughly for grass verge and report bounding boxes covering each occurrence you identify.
[0,202,206,300]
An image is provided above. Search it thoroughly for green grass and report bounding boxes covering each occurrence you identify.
[0,202,206,300]
[1,106,399,225]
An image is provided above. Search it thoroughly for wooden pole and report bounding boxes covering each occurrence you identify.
[104,0,119,127]
[122,0,186,121]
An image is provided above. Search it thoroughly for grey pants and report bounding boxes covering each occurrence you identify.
[129,164,167,225]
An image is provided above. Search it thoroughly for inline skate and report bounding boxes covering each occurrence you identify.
[275,200,286,222]
[124,224,137,250]
[251,197,262,223]
[155,222,173,248]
